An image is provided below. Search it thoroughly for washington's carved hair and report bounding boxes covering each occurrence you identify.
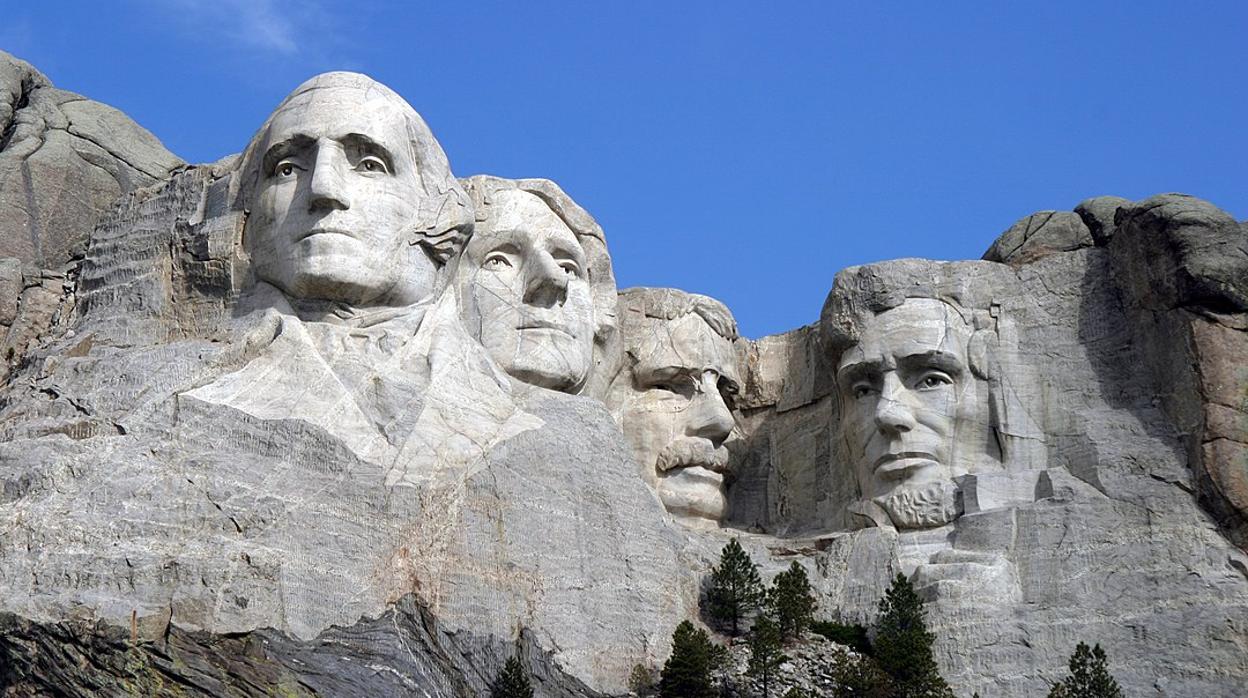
[617,287,739,342]
[234,71,474,265]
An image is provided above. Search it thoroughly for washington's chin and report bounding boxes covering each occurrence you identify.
[657,466,726,524]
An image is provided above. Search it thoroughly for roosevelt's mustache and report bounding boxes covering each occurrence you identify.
[656,437,730,473]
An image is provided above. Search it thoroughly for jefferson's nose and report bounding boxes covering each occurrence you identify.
[308,142,351,212]
[874,372,916,435]
[523,253,568,308]
[686,372,734,445]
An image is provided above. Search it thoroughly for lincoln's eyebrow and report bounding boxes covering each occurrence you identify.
[262,134,314,175]
[897,350,965,375]
[836,358,883,383]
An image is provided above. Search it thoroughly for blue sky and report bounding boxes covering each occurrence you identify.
[6,1,1245,338]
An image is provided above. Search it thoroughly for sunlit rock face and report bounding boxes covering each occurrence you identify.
[0,55,1247,698]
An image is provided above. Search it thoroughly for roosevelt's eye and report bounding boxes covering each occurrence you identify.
[916,372,952,390]
[484,254,513,270]
[852,383,876,399]
[357,156,389,174]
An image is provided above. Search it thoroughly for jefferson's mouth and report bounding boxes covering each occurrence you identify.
[518,319,572,335]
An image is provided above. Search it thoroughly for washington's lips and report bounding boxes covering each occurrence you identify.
[873,451,939,479]
[297,227,356,242]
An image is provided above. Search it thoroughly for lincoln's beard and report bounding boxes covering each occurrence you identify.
[655,436,730,473]
[875,479,962,530]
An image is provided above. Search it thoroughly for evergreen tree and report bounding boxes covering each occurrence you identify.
[705,538,765,636]
[490,655,534,698]
[746,614,787,698]
[1047,642,1124,698]
[827,648,893,698]
[659,621,718,698]
[768,561,817,641]
[873,573,953,698]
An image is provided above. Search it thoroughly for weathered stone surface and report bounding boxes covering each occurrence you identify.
[0,50,183,270]
[982,210,1094,265]
[1074,194,1130,245]
[0,56,1246,698]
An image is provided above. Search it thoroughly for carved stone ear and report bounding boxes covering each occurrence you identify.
[967,330,997,381]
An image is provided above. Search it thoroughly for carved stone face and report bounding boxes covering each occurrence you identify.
[246,84,431,306]
[458,189,595,392]
[618,312,740,525]
[836,298,982,529]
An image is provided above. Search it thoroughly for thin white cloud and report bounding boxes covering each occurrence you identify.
[151,0,327,55]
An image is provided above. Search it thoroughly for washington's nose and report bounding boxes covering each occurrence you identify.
[874,372,916,435]
[308,143,351,212]
[686,372,734,445]
[523,253,568,308]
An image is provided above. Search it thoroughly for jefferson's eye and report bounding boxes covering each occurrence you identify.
[358,156,389,174]
[558,260,581,276]
[917,373,952,390]
[484,254,512,270]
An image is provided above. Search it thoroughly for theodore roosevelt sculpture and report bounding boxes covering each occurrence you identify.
[607,287,741,527]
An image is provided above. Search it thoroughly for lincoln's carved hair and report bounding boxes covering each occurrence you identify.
[235,71,474,265]
[820,259,1045,473]
[617,287,739,343]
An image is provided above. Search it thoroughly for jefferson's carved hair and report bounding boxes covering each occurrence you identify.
[460,175,619,345]
[617,287,739,343]
[235,71,473,265]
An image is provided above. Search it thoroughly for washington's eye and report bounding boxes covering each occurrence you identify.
[916,373,952,390]
[358,156,389,174]
[484,254,512,270]
[275,160,299,178]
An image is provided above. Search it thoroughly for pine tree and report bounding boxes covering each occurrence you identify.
[747,614,787,698]
[827,647,893,698]
[1047,642,1124,698]
[705,538,766,636]
[872,573,953,698]
[768,561,817,641]
[490,655,534,698]
[659,620,718,698]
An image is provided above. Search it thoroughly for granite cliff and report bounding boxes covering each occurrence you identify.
[0,53,1245,697]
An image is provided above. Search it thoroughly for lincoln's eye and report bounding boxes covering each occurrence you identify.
[917,373,952,390]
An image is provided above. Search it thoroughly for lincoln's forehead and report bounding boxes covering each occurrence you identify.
[840,298,971,370]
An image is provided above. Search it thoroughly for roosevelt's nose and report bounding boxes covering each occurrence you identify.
[686,372,735,445]
[308,142,351,212]
[874,372,916,435]
[522,253,568,308]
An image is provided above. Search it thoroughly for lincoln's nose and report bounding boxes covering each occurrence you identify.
[874,372,916,435]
